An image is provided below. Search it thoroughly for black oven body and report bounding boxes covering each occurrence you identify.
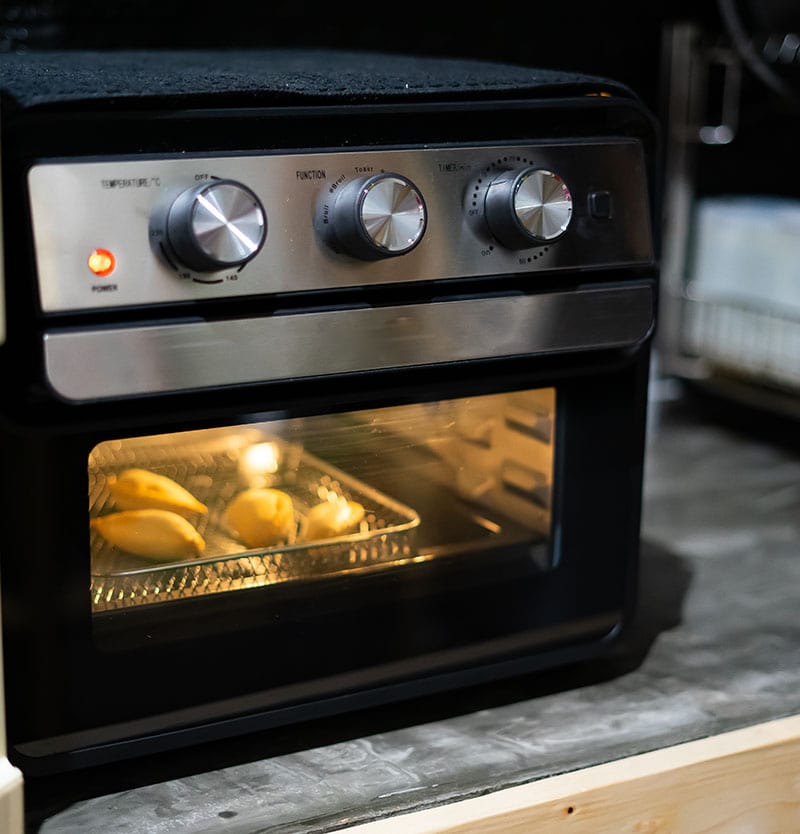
[0,51,658,775]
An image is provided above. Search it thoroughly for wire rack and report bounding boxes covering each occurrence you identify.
[89,427,420,612]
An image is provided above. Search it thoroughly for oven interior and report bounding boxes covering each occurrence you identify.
[89,387,556,615]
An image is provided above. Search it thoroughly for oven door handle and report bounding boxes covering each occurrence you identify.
[43,284,655,402]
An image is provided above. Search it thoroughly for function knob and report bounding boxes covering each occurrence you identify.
[484,168,572,249]
[166,180,266,272]
[326,173,427,260]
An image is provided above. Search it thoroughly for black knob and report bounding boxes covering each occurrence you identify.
[484,168,573,249]
[325,173,427,260]
[166,180,266,272]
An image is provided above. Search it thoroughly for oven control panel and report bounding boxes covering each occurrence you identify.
[28,141,653,312]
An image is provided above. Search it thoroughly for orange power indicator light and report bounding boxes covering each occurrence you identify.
[88,248,116,277]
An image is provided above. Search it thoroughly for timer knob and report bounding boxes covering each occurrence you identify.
[166,180,266,272]
[326,173,427,260]
[484,168,572,249]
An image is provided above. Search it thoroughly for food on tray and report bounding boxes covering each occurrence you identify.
[224,488,296,548]
[303,498,365,541]
[91,509,206,560]
[108,468,208,516]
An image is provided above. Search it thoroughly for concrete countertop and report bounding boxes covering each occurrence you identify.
[31,388,800,834]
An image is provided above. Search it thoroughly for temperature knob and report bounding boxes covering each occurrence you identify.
[484,168,572,249]
[325,173,427,260]
[166,180,266,272]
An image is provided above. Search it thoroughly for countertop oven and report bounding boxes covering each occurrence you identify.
[0,50,657,775]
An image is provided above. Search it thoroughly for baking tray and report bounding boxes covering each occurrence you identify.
[89,427,420,611]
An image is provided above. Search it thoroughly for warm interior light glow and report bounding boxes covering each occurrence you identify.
[88,248,116,277]
[238,441,281,486]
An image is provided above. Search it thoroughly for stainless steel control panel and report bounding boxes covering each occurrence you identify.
[28,140,653,313]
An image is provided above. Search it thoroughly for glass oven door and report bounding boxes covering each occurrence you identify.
[89,388,556,614]
[2,325,652,772]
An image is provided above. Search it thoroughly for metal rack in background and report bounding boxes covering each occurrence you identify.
[657,15,800,419]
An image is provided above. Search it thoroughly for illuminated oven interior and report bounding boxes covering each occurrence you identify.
[89,388,556,612]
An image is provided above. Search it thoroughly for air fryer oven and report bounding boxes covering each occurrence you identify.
[0,49,657,775]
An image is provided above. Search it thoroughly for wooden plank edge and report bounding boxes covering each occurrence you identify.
[0,758,24,834]
[335,714,800,833]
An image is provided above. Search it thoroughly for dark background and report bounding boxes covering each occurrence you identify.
[3,0,800,198]
[0,1,732,111]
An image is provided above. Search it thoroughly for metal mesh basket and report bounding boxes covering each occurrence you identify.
[89,427,420,611]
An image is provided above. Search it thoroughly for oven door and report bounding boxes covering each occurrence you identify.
[0,282,653,772]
